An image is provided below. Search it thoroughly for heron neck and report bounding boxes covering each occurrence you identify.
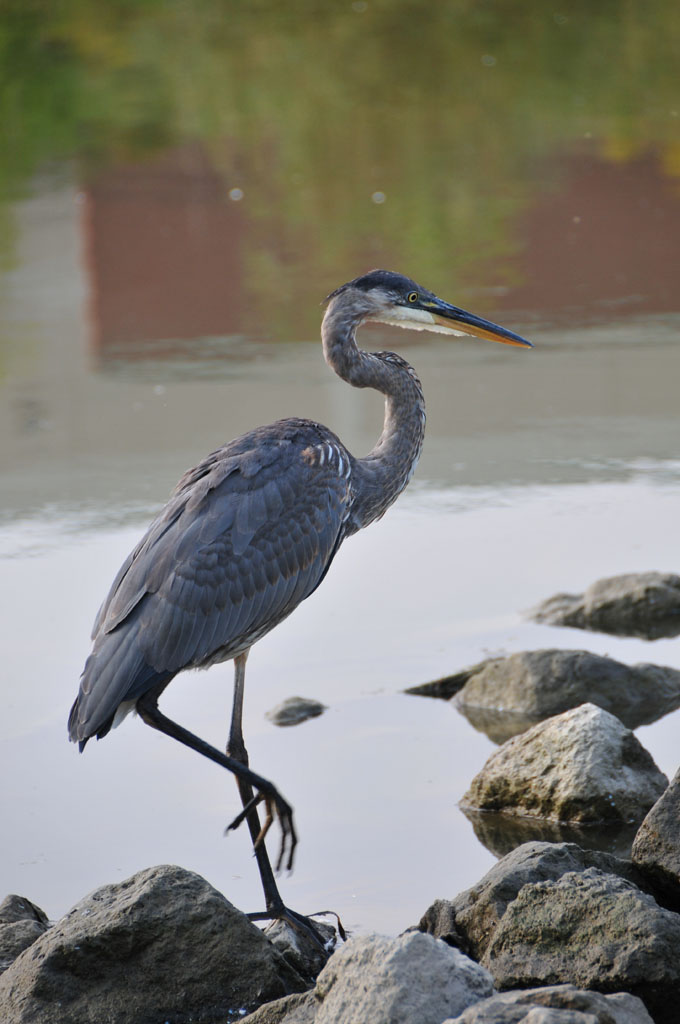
[322,313,426,531]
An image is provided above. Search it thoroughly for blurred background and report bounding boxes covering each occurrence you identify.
[1,0,679,933]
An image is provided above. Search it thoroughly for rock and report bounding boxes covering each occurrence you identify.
[0,896,49,974]
[0,864,306,1024]
[461,805,639,861]
[245,990,318,1023]
[405,666,479,700]
[249,932,495,1023]
[451,649,680,734]
[529,571,680,639]
[313,932,494,1024]
[461,703,668,825]
[414,899,469,953]
[633,766,680,910]
[265,916,337,985]
[416,841,646,960]
[444,984,653,1023]
[0,896,49,927]
[483,868,680,1024]
[265,697,327,727]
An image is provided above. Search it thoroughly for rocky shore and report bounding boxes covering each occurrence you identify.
[3,770,678,1023]
[3,570,679,1023]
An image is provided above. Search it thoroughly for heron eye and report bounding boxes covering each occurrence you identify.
[408,291,418,303]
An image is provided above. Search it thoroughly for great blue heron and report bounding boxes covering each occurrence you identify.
[69,270,531,937]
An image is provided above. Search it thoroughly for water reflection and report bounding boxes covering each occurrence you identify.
[509,151,680,316]
[78,143,680,361]
[82,146,250,358]
[455,697,680,746]
[461,807,640,862]
[2,2,680,333]
[454,705,545,746]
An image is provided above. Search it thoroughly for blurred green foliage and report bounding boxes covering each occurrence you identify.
[1,0,679,321]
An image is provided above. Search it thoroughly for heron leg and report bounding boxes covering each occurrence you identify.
[226,652,282,909]
[136,690,297,872]
[227,653,327,949]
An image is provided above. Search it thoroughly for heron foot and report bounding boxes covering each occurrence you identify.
[250,903,344,952]
[226,788,298,873]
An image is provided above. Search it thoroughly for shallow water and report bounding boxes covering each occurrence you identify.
[2,184,680,935]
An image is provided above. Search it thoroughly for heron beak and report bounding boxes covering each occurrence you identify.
[423,298,533,348]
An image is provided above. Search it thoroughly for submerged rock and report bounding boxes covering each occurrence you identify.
[266,696,327,727]
[416,840,646,961]
[0,865,306,1024]
[452,649,680,734]
[529,571,680,639]
[445,984,653,1023]
[461,703,667,825]
[0,896,49,975]
[483,868,680,1024]
[633,766,680,911]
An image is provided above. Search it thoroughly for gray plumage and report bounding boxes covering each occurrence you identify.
[70,419,355,744]
[69,272,433,747]
[68,269,530,898]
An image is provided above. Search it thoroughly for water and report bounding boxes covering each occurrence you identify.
[3,472,680,934]
[1,189,679,935]
[1,3,679,936]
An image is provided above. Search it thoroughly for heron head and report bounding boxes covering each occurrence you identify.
[326,270,532,348]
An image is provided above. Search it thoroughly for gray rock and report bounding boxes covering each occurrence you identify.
[416,841,646,961]
[529,571,680,639]
[0,896,49,974]
[245,990,318,1023]
[0,864,306,1024]
[443,984,653,1023]
[0,896,49,927]
[264,916,337,984]
[414,899,469,952]
[266,696,327,727]
[452,649,680,734]
[461,704,667,824]
[312,932,494,1024]
[633,766,680,910]
[484,868,680,1024]
[247,932,495,1024]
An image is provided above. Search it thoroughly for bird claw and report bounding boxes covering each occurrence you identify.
[226,786,298,873]
[250,904,339,952]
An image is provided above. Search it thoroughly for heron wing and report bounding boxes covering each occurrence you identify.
[71,421,351,742]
